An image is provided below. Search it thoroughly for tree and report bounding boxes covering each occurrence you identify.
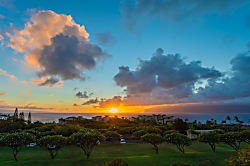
[70,129,105,159]
[165,133,191,154]
[14,108,18,118]
[28,112,32,123]
[104,131,121,142]
[53,124,81,137]
[37,135,67,159]
[169,118,189,134]
[221,132,245,152]
[133,126,161,141]
[0,132,34,162]
[226,116,231,124]
[198,132,220,152]
[141,133,163,154]
[164,130,179,135]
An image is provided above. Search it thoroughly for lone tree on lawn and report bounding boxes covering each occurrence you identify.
[37,135,67,159]
[0,132,34,162]
[198,132,220,152]
[221,132,245,152]
[70,129,105,159]
[165,133,191,154]
[141,133,163,154]
[226,116,231,124]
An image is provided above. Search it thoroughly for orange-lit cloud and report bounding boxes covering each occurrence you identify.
[0,92,7,96]
[9,10,108,82]
[31,77,63,88]
[0,68,29,85]
[0,100,7,105]
[9,10,89,66]
[0,68,16,80]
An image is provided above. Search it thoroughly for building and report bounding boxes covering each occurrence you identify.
[91,115,113,122]
[92,116,103,121]
[187,130,214,139]
[136,114,174,125]
[0,114,8,120]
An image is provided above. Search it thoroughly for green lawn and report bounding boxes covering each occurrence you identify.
[0,142,247,166]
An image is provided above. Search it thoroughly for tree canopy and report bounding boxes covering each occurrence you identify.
[37,135,68,159]
[198,132,220,152]
[141,133,163,154]
[70,129,105,159]
[0,132,34,161]
[165,133,191,154]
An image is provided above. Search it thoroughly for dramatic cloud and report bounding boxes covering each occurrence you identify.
[9,10,109,81]
[114,48,221,96]
[197,50,250,101]
[0,92,7,96]
[98,96,124,108]
[121,0,246,31]
[82,98,99,105]
[113,46,250,106]
[32,77,63,88]
[75,91,93,99]
[95,32,115,45]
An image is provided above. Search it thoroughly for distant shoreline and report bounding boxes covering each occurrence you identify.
[1,112,249,124]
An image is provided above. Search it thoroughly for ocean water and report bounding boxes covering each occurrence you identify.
[23,113,250,124]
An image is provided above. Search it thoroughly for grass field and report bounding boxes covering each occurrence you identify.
[0,142,247,166]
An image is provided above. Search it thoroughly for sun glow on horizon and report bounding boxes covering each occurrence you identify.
[109,108,118,113]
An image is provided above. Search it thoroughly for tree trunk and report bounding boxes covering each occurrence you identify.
[86,153,90,159]
[50,152,55,159]
[153,145,159,154]
[177,145,185,154]
[12,148,18,162]
[13,154,18,162]
[209,143,216,152]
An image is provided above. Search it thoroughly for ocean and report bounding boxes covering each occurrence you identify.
[12,112,250,124]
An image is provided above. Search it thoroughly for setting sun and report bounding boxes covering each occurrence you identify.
[109,108,118,113]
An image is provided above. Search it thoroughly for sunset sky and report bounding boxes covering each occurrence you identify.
[0,0,250,114]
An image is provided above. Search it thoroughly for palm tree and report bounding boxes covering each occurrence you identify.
[234,116,243,131]
[226,116,231,124]
[234,116,239,123]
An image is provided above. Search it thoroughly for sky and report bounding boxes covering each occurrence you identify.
[0,0,250,114]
